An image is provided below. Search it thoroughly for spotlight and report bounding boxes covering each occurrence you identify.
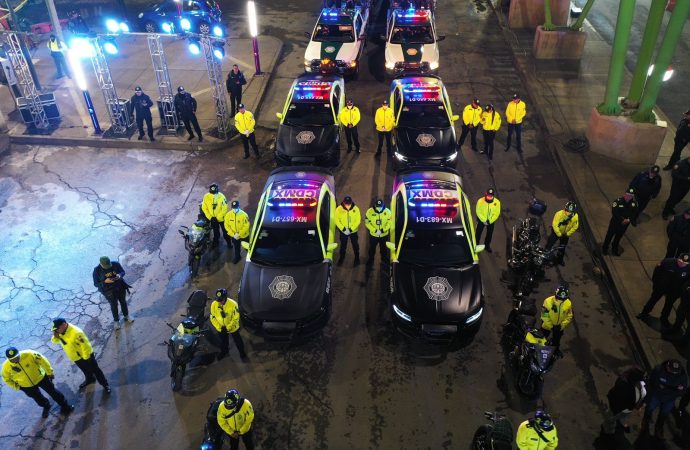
[162,22,173,33]
[119,22,130,33]
[212,25,223,37]
[103,38,119,55]
[69,37,94,58]
[213,43,225,59]
[105,19,120,33]
[188,38,201,55]
[180,18,191,31]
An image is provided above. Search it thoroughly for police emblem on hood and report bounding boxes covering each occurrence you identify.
[416,133,436,147]
[424,276,452,301]
[269,275,297,300]
[406,48,418,56]
[324,46,336,54]
[296,130,316,144]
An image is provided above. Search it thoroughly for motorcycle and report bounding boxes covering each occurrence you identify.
[501,296,538,351]
[167,290,209,392]
[511,340,560,398]
[179,218,211,278]
[472,411,514,450]
[507,217,560,298]
[199,398,224,449]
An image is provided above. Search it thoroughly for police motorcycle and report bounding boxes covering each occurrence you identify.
[509,328,561,398]
[501,296,538,351]
[179,213,212,278]
[166,290,209,392]
[471,411,514,450]
[199,397,224,449]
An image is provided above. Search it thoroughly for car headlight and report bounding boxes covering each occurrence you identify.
[465,307,483,324]
[394,152,407,161]
[349,61,357,67]
[385,61,395,70]
[393,304,412,322]
[304,58,311,66]
[447,151,457,162]
[138,12,144,19]
[430,61,439,70]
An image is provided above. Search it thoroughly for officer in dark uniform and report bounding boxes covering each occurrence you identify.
[637,253,690,328]
[662,157,690,220]
[628,165,661,217]
[131,86,155,141]
[666,209,690,258]
[174,86,203,142]
[665,280,690,342]
[664,109,690,170]
[602,188,638,256]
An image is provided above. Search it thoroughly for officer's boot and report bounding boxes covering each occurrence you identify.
[337,252,345,266]
[654,414,667,440]
[353,252,360,267]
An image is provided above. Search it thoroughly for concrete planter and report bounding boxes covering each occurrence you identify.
[508,0,571,29]
[533,26,587,60]
[585,107,668,164]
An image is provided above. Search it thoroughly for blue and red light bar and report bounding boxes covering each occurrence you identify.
[397,9,430,23]
[407,188,459,207]
[267,183,320,207]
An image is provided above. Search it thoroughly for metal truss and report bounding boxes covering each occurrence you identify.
[200,35,231,139]
[147,34,178,131]
[89,36,131,134]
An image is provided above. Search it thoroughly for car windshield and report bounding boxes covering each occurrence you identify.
[390,25,434,44]
[252,227,323,266]
[399,227,473,267]
[313,23,355,42]
[284,102,334,127]
[399,103,450,128]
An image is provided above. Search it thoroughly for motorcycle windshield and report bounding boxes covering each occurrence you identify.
[170,333,197,356]
[189,227,207,245]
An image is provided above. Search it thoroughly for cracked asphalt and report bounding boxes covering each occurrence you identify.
[0,0,658,449]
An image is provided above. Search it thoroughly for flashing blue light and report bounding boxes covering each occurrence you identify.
[180,18,191,31]
[188,40,201,55]
[103,40,119,55]
[105,19,120,33]
[213,47,224,60]
[212,25,223,37]
[162,22,173,33]
[119,22,130,33]
[69,37,94,58]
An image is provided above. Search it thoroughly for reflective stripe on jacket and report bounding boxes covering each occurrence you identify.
[335,205,361,232]
[475,197,501,224]
[364,207,392,237]
[516,420,559,450]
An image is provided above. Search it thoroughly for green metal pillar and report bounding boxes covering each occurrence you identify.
[625,0,666,105]
[571,0,597,31]
[632,0,690,123]
[543,0,554,31]
[597,0,636,116]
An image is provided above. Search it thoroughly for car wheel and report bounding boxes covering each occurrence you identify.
[144,21,157,33]
[199,22,210,34]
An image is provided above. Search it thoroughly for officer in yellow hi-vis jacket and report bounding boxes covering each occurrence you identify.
[541,284,574,350]
[235,104,260,159]
[545,201,579,265]
[480,104,502,161]
[505,92,527,153]
[224,200,251,264]
[217,389,255,449]
[475,188,501,253]
[374,100,395,157]
[210,288,247,361]
[202,183,231,248]
[365,198,392,266]
[338,99,361,153]
[516,409,559,450]
[335,196,362,266]
[47,34,70,79]
[459,98,482,152]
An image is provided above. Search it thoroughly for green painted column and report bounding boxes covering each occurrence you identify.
[571,0,597,31]
[625,0,667,105]
[632,0,690,123]
[597,0,636,116]
[543,0,554,31]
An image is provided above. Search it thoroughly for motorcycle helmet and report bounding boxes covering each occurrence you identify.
[374,198,384,210]
[529,328,545,340]
[224,389,240,409]
[534,409,554,431]
[209,183,219,194]
[565,201,577,214]
[215,288,227,301]
[194,219,207,228]
[555,284,569,300]
[666,359,682,375]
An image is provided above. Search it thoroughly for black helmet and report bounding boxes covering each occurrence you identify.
[555,284,569,300]
[534,409,554,431]
[177,86,185,93]
[209,183,219,194]
[375,199,384,209]
[529,328,545,340]
[215,288,227,300]
[224,389,240,409]
[565,201,577,213]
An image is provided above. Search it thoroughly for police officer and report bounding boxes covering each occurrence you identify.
[51,318,110,393]
[226,64,247,116]
[335,196,361,266]
[637,253,690,327]
[545,201,579,265]
[666,209,690,257]
[664,109,690,170]
[480,104,501,161]
[374,100,395,157]
[475,188,501,253]
[602,188,638,256]
[628,165,661,217]
[641,360,687,439]
[92,256,133,329]
[131,86,155,141]
[505,93,526,153]
[47,34,70,79]
[174,86,203,142]
[2,347,74,418]
[339,99,361,154]
[202,183,232,248]
[516,409,559,450]
[210,288,247,361]
[224,200,251,264]
[663,157,690,219]
[458,98,481,152]
[217,389,255,450]
[364,198,391,266]
[235,104,260,159]
[665,280,690,342]
[540,284,574,349]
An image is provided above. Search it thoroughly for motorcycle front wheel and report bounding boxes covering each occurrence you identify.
[471,425,491,450]
[516,367,541,398]
[171,364,185,392]
[190,255,201,278]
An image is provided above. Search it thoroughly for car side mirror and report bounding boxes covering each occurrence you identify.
[437,35,446,42]
[475,244,485,253]
[304,31,311,38]
[276,112,283,119]
[327,242,338,252]
[241,241,250,250]
[451,114,460,122]
[386,242,396,251]
[178,229,185,236]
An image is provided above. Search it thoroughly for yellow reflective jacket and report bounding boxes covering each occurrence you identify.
[335,204,361,232]
[475,197,501,224]
[481,110,502,131]
[217,399,254,435]
[47,39,64,53]
[375,107,395,132]
[202,192,228,221]
[339,106,361,127]
[516,420,558,450]
[541,296,573,330]
[50,324,93,362]
[235,111,256,134]
[210,299,240,333]
[551,210,579,237]
[224,208,251,238]
[525,330,547,346]
[462,104,482,127]
[1,350,54,390]
[506,100,527,124]
[365,207,392,237]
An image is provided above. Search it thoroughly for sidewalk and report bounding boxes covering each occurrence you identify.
[490,2,682,370]
[0,34,282,150]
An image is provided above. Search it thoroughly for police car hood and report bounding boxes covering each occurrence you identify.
[395,125,456,158]
[305,41,358,62]
[239,260,329,321]
[394,262,482,321]
[385,43,438,64]
[277,123,339,156]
